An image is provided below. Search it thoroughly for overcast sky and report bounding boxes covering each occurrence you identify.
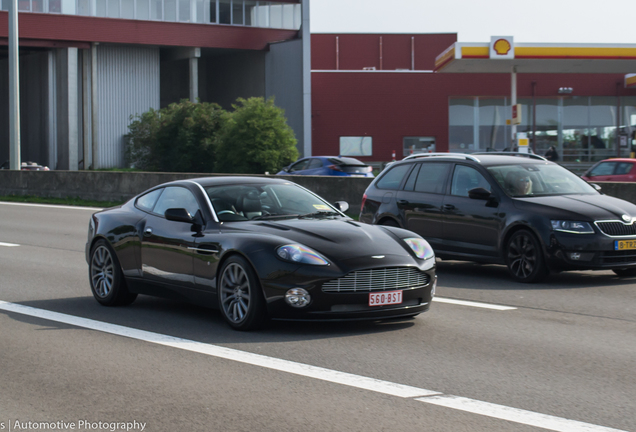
[309,0,635,44]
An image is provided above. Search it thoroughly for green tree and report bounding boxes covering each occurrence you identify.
[125,100,225,172]
[215,97,298,174]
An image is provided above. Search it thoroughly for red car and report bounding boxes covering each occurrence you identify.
[581,158,636,182]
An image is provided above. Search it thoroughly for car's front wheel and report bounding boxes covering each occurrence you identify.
[89,239,137,306]
[218,256,266,330]
[505,230,548,283]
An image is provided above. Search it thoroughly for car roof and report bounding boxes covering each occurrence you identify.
[593,158,635,163]
[178,176,292,188]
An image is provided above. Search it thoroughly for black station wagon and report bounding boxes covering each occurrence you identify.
[360,153,636,283]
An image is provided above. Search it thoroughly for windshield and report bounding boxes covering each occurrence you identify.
[205,183,342,222]
[487,163,598,197]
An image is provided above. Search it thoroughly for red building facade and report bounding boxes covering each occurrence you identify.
[311,34,636,164]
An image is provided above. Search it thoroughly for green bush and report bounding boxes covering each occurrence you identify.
[125,100,225,173]
[215,97,298,174]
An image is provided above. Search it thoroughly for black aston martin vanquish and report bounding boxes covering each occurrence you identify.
[86,176,436,330]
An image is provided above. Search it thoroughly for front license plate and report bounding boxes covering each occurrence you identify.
[369,290,403,307]
[615,240,636,250]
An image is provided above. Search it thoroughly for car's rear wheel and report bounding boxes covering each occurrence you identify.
[612,267,636,277]
[89,239,137,306]
[505,230,548,283]
[218,256,266,331]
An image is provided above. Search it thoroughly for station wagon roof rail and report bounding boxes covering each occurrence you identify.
[472,152,548,161]
[402,153,481,162]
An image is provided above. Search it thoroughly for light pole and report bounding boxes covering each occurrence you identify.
[9,0,21,170]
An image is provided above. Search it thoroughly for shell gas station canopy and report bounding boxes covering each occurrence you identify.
[435,37,636,78]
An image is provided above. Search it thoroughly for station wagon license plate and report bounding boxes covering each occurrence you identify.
[615,240,636,250]
[369,290,403,306]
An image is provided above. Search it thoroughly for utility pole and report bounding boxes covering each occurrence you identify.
[9,0,21,170]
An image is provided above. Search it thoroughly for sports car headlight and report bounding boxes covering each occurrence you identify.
[550,220,595,234]
[403,238,435,260]
[277,244,329,266]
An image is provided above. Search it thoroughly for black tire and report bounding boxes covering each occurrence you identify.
[379,218,399,227]
[612,267,636,277]
[218,255,266,331]
[505,230,548,283]
[89,239,138,306]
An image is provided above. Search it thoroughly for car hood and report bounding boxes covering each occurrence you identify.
[224,218,413,261]
[515,194,636,221]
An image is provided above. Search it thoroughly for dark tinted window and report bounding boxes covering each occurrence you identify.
[289,159,310,172]
[153,186,200,218]
[589,162,615,176]
[403,164,420,191]
[307,159,323,169]
[136,188,163,212]
[451,165,491,197]
[616,162,634,175]
[414,163,451,194]
[376,164,412,190]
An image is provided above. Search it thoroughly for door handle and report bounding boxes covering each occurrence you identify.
[397,199,409,206]
[144,227,153,237]
[442,204,455,211]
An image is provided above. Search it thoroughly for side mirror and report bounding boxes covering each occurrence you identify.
[468,187,492,200]
[591,183,602,192]
[334,201,349,213]
[165,208,193,223]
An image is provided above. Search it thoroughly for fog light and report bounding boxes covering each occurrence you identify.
[285,288,311,308]
[431,275,437,298]
[569,252,581,260]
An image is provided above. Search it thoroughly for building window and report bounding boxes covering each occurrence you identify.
[339,137,372,157]
[403,137,435,157]
[449,96,630,162]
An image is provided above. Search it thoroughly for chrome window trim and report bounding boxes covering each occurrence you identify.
[183,180,219,223]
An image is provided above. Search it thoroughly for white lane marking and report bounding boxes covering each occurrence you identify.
[0,242,20,247]
[0,301,625,432]
[433,297,517,310]
[418,395,622,432]
[0,201,103,211]
[0,301,436,399]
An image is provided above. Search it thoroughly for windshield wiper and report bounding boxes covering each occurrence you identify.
[298,211,342,219]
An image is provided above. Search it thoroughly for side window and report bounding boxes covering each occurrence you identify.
[414,163,451,194]
[589,162,615,176]
[289,159,310,172]
[616,162,633,175]
[403,164,421,191]
[307,159,323,169]
[451,165,491,197]
[153,186,200,218]
[376,164,413,190]
[136,188,163,212]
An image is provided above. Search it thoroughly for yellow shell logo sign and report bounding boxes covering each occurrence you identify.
[493,39,512,55]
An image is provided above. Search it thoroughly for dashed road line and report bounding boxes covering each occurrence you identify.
[0,242,20,247]
[0,201,102,211]
[433,297,517,310]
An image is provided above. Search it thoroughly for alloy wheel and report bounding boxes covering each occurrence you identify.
[91,245,114,298]
[220,262,251,323]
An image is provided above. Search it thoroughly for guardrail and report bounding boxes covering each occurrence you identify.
[1,170,635,213]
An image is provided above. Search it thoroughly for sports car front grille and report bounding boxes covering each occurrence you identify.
[595,221,636,236]
[322,267,430,293]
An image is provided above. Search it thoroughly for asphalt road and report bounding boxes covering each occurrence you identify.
[1,201,635,432]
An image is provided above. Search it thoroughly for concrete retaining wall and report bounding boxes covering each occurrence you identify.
[1,171,635,212]
[0,171,375,212]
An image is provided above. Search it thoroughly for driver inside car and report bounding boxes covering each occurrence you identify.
[505,171,533,196]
